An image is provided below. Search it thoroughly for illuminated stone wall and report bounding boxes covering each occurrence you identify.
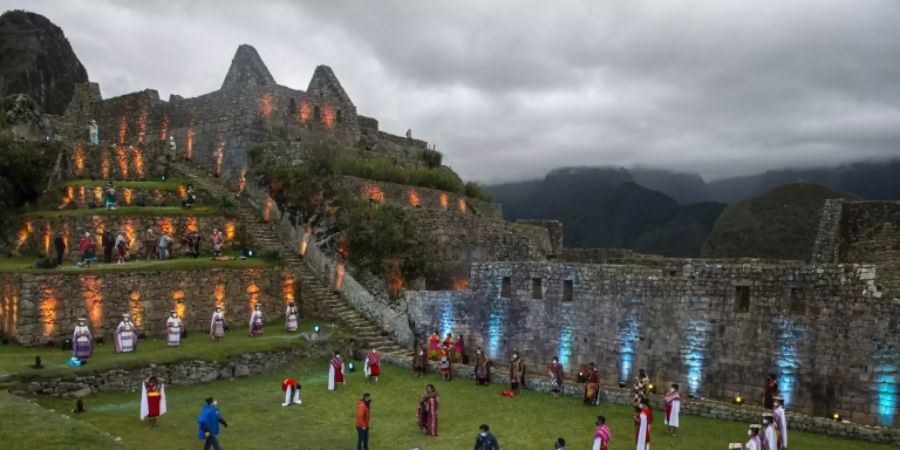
[343,176,503,221]
[0,266,299,346]
[407,260,900,428]
[62,142,170,180]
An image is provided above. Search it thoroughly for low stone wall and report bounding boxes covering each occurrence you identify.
[15,214,239,259]
[63,142,170,181]
[53,185,209,210]
[343,176,503,221]
[0,266,298,345]
[381,354,900,445]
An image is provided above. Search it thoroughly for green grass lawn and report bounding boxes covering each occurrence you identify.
[26,361,896,450]
[0,321,343,380]
[0,392,119,448]
[23,206,223,218]
[0,254,275,274]
[64,179,190,190]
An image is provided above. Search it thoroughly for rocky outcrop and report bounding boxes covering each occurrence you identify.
[0,10,89,115]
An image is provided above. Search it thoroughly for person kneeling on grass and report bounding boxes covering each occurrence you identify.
[281,377,302,406]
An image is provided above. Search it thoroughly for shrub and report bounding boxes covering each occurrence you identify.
[464,181,492,202]
[422,149,442,169]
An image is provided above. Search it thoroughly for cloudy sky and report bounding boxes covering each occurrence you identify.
[9,0,900,183]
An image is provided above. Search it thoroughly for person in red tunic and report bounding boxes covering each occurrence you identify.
[140,376,167,426]
[417,384,440,437]
[428,331,441,360]
[439,344,452,381]
[634,398,652,450]
[443,333,456,362]
[365,348,381,384]
[584,362,600,406]
[281,377,302,406]
[328,351,345,390]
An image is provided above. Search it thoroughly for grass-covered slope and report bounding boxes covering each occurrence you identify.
[701,182,858,260]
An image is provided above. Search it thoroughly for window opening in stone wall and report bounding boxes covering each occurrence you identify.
[289,98,296,115]
[532,278,542,299]
[789,287,806,314]
[734,285,750,312]
[313,105,321,122]
[500,276,512,298]
[563,280,574,302]
[337,109,343,124]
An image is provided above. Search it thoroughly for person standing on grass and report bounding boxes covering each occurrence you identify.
[509,351,526,394]
[414,345,428,377]
[72,317,93,360]
[417,384,439,437]
[211,228,224,257]
[53,231,65,266]
[635,399,652,450]
[592,415,611,450]
[114,313,139,353]
[554,437,567,450]
[88,120,99,145]
[356,393,371,450]
[364,348,381,384]
[102,230,115,263]
[77,231,94,267]
[746,424,763,450]
[772,396,788,449]
[104,182,117,210]
[474,424,499,450]
[548,356,563,399]
[158,232,171,260]
[328,351,345,390]
[140,376,167,427]
[115,230,128,264]
[210,307,225,341]
[762,413,777,450]
[285,301,299,332]
[764,374,779,409]
[443,332,455,361]
[584,362,600,405]
[166,311,184,347]
[664,383,681,436]
[428,330,440,360]
[474,347,490,385]
[143,228,156,260]
[439,343,452,381]
[454,334,466,363]
[248,304,264,337]
[197,397,228,450]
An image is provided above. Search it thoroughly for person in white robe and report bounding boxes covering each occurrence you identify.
[762,413,777,450]
[248,304,264,337]
[635,401,651,450]
[285,302,299,332]
[140,376,167,427]
[281,377,302,406]
[72,318,93,360]
[664,383,681,436]
[210,307,225,341]
[166,311,184,346]
[746,424,763,450]
[327,351,345,390]
[114,313,138,353]
[772,396,788,449]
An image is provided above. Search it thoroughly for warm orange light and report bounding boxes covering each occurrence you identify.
[131,147,144,179]
[42,223,51,255]
[388,271,404,296]
[116,146,129,178]
[238,167,247,195]
[62,223,70,256]
[214,284,225,310]
[224,221,235,240]
[80,276,104,329]
[159,113,169,141]
[15,220,32,251]
[184,216,196,232]
[263,196,274,223]
[299,100,311,123]
[78,186,86,207]
[246,283,260,311]
[118,116,127,144]
[299,226,311,256]
[93,186,103,204]
[101,149,111,179]
[440,192,449,209]
[73,144,85,176]
[322,104,336,128]
[60,185,74,209]
[335,264,345,291]
[137,106,148,144]
[130,291,143,327]
[408,189,421,207]
[93,217,105,248]
[40,285,57,338]
[458,198,467,214]
[154,189,164,205]
[259,92,274,118]
[215,138,225,176]
[186,127,194,160]
[364,184,385,203]
[453,278,470,291]
[282,272,295,306]
[172,290,185,319]
[1,282,19,338]
[337,235,350,258]
[123,188,133,205]
[178,185,187,199]
[158,217,174,235]
[123,220,136,251]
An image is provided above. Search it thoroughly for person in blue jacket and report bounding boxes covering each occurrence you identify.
[197,397,228,450]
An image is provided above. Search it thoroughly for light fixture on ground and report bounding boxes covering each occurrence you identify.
[734,393,743,405]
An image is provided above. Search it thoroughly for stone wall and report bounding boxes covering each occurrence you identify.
[0,266,298,345]
[836,201,900,265]
[15,214,239,259]
[344,176,503,221]
[811,199,845,263]
[62,142,170,180]
[406,260,900,428]
[52,184,206,210]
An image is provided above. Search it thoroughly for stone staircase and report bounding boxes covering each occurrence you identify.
[173,162,413,362]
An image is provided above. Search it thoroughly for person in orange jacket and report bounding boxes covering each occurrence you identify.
[356,393,371,450]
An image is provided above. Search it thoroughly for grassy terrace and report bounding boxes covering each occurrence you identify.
[12,360,891,450]
[0,321,345,380]
[22,206,224,218]
[63,180,190,190]
[0,254,275,274]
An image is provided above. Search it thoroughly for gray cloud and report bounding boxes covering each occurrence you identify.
[8,0,900,183]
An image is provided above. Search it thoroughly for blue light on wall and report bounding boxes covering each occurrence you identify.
[619,311,639,383]
[487,298,507,360]
[873,343,898,427]
[773,318,803,407]
[682,318,709,396]
[557,304,575,369]
[439,300,453,338]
